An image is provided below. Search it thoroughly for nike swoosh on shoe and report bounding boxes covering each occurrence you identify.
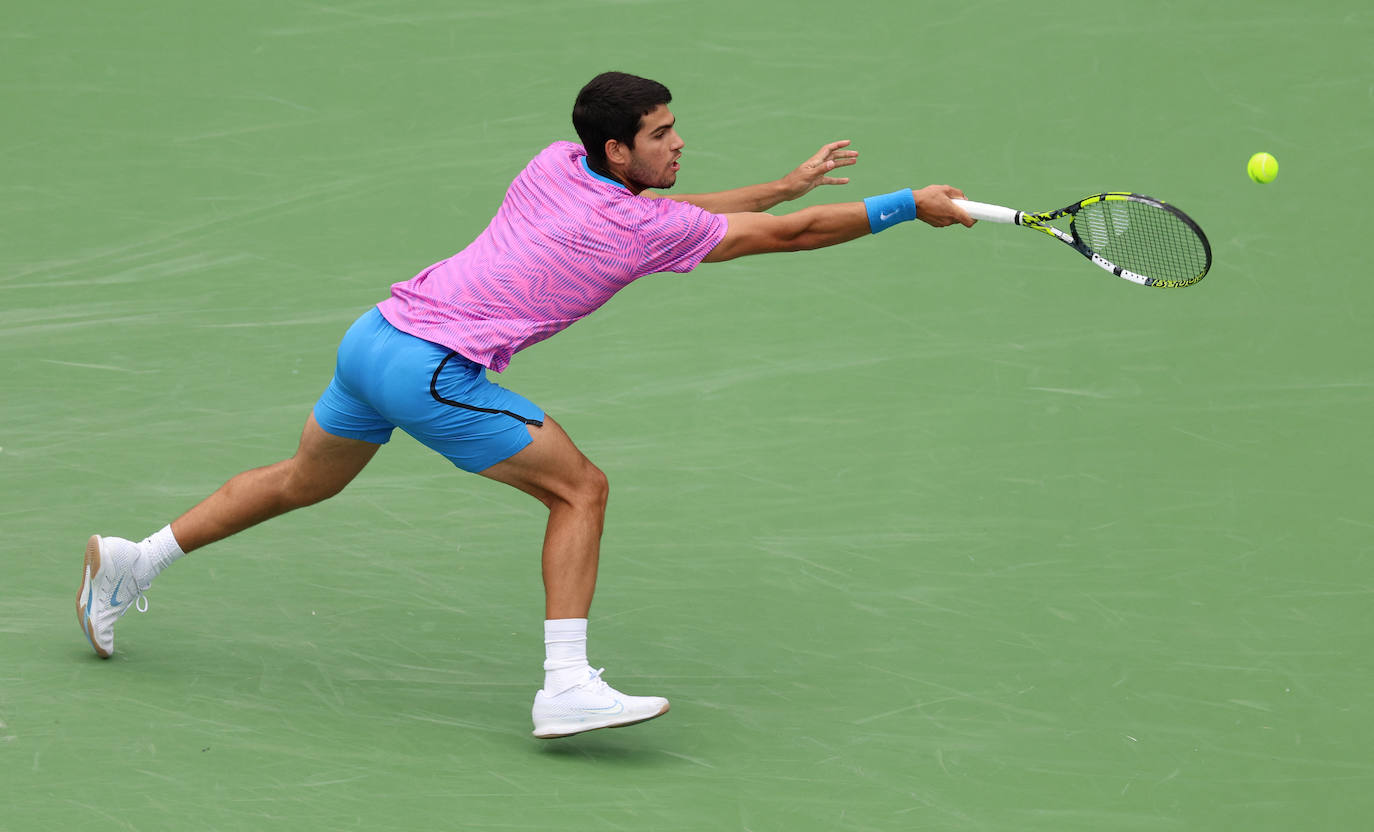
[574,701,625,715]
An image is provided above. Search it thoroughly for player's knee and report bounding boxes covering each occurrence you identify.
[564,461,608,513]
[279,460,349,508]
[585,463,609,508]
[302,479,348,507]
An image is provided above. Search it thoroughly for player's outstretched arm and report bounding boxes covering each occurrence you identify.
[703,184,974,263]
[650,141,859,213]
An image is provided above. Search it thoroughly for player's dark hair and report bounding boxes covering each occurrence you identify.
[573,72,672,175]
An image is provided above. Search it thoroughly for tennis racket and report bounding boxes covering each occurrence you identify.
[952,193,1212,288]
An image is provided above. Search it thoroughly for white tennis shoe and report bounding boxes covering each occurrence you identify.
[76,535,148,658]
[531,667,670,739]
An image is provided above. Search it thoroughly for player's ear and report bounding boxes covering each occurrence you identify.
[604,138,629,167]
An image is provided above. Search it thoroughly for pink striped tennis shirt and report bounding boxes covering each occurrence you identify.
[377,141,729,372]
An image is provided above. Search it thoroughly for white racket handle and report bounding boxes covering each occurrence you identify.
[951,199,1020,224]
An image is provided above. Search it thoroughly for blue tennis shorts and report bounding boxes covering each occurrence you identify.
[313,307,545,473]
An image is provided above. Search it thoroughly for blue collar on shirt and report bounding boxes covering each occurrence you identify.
[580,156,628,191]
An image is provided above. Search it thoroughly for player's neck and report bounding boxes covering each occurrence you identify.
[592,159,644,195]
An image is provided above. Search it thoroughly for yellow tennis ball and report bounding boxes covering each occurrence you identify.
[1247,152,1278,184]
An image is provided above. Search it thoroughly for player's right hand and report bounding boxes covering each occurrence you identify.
[914,185,975,228]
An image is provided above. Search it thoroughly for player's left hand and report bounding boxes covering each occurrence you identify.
[779,140,859,201]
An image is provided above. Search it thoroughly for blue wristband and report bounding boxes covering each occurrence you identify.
[863,188,918,233]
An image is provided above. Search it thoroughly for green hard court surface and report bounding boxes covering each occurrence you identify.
[3,1,1371,829]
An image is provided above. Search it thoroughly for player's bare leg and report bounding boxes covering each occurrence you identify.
[171,414,381,553]
[78,415,379,657]
[480,416,669,738]
[478,415,606,620]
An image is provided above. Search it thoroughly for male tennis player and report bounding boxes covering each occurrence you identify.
[77,71,974,739]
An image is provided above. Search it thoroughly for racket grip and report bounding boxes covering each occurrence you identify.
[951,199,1020,224]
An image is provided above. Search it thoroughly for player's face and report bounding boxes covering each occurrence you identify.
[624,104,683,190]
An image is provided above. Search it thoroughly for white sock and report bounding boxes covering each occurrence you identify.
[543,618,591,695]
[133,525,185,589]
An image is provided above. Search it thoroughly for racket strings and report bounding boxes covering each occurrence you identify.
[1072,200,1209,284]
